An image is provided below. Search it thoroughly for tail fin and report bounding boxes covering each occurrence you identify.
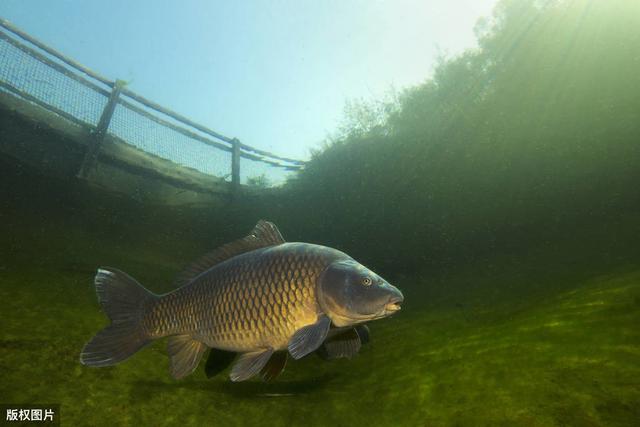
[80,268,156,367]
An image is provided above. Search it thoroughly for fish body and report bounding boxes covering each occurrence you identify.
[145,242,347,352]
[81,221,403,381]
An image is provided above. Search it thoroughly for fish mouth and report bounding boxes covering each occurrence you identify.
[384,296,403,313]
[385,302,402,312]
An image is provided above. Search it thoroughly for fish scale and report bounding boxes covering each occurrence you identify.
[144,242,349,352]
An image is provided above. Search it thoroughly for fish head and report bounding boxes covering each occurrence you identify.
[317,259,404,327]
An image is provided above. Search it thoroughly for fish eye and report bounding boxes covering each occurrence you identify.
[361,277,373,286]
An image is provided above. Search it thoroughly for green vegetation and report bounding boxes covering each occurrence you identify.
[0,0,639,425]
[275,0,640,274]
[246,173,272,189]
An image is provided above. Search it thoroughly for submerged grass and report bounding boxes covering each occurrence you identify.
[1,254,638,426]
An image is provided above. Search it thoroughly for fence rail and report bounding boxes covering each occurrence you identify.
[0,18,304,190]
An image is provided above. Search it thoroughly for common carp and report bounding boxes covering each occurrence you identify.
[80,220,404,381]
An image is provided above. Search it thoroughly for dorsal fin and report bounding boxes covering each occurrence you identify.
[173,220,285,287]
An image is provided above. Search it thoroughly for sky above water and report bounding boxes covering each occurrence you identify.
[1,0,497,160]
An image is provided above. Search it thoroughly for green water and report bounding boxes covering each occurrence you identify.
[2,0,640,425]
[1,158,638,426]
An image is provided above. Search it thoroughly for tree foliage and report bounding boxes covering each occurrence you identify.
[277,0,640,274]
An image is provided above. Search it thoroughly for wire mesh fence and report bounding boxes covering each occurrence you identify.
[0,19,304,188]
[0,34,107,128]
[108,99,233,178]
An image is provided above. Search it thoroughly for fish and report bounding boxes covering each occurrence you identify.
[80,220,404,382]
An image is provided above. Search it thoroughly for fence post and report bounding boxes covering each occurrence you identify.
[231,138,241,196]
[77,80,124,179]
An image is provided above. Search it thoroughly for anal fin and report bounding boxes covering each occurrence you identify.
[167,335,207,380]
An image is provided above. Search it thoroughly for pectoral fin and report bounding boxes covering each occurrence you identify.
[259,351,288,382]
[204,349,237,379]
[317,328,362,360]
[167,335,207,380]
[288,315,331,360]
[230,348,274,382]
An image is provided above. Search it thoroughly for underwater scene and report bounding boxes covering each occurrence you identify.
[1,0,639,426]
